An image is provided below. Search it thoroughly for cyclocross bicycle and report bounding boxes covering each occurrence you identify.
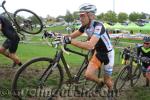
[114,47,150,92]
[0,0,43,37]
[11,33,102,100]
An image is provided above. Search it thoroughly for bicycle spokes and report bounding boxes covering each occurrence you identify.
[14,9,43,34]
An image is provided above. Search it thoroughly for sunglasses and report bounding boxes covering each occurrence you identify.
[144,42,150,45]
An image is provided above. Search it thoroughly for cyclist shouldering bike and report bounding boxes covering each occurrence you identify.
[0,15,22,67]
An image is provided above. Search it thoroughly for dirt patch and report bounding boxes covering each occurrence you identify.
[0,66,18,79]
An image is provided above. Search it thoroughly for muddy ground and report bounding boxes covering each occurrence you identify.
[0,65,149,100]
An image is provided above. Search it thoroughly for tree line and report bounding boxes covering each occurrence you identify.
[55,10,149,24]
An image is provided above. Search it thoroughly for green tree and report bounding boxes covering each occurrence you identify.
[104,10,117,23]
[129,12,141,22]
[64,10,74,23]
[118,12,128,23]
[72,11,79,20]
[140,12,146,19]
[97,13,105,21]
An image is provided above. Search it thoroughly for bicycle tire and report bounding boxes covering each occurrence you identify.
[131,65,141,87]
[13,9,43,34]
[114,65,130,91]
[12,57,63,100]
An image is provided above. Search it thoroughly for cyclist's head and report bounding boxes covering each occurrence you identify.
[143,36,150,48]
[78,3,97,26]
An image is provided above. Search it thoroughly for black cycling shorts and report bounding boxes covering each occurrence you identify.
[2,38,19,53]
[96,52,109,65]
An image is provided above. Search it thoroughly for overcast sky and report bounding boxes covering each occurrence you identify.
[0,0,150,18]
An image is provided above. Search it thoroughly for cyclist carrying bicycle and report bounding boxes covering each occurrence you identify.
[137,36,150,87]
[0,15,22,67]
[63,3,114,96]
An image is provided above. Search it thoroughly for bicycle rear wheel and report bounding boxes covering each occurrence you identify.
[12,57,63,100]
[14,9,43,34]
[114,65,130,91]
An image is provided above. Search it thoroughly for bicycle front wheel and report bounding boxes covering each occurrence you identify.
[12,57,63,100]
[14,9,43,34]
[131,65,141,87]
[114,65,130,91]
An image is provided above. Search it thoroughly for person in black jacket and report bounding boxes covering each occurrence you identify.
[122,46,131,65]
[137,36,150,87]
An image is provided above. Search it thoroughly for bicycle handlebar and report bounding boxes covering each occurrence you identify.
[43,33,70,55]
[42,32,89,57]
[0,0,6,7]
[125,52,150,64]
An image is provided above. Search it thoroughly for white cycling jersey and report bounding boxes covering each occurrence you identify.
[79,20,114,75]
[79,20,113,53]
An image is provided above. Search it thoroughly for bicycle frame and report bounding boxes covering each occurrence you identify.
[39,45,92,84]
[124,50,142,85]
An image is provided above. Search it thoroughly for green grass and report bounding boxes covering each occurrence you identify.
[132,87,150,100]
[45,26,67,34]
[111,38,143,43]
[0,42,87,67]
[0,34,143,66]
[117,87,150,100]
[0,43,54,65]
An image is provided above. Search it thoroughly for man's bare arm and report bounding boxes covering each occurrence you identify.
[71,35,99,50]
[67,30,83,39]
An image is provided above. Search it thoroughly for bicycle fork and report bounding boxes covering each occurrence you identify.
[38,62,59,87]
[128,65,136,87]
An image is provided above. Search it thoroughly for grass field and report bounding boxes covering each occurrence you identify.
[0,34,142,66]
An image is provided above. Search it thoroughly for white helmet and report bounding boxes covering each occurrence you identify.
[79,3,97,14]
